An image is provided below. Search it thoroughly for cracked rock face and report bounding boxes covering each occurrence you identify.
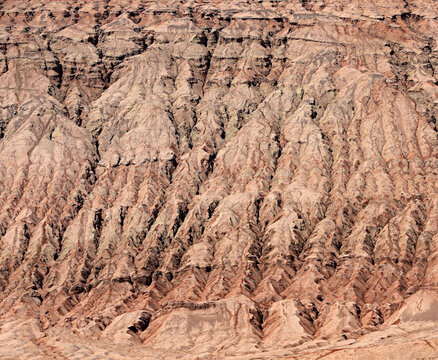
[0,0,437,359]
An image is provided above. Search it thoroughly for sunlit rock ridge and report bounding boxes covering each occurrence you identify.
[0,0,437,359]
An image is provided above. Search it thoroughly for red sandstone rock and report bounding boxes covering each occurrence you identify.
[0,0,437,358]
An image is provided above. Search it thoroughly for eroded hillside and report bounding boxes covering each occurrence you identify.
[0,0,437,359]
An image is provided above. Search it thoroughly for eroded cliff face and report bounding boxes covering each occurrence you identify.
[0,0,437,359]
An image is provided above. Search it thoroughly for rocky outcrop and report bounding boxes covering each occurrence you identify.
[0,0,437,358]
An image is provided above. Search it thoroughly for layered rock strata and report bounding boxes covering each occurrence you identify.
[0,0,437,358]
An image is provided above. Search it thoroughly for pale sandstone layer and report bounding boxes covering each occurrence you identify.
[0,0,437,359]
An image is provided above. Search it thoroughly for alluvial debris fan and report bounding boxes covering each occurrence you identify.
[0,0,437,358]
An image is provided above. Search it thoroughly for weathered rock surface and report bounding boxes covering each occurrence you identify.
[0,0,437,358]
